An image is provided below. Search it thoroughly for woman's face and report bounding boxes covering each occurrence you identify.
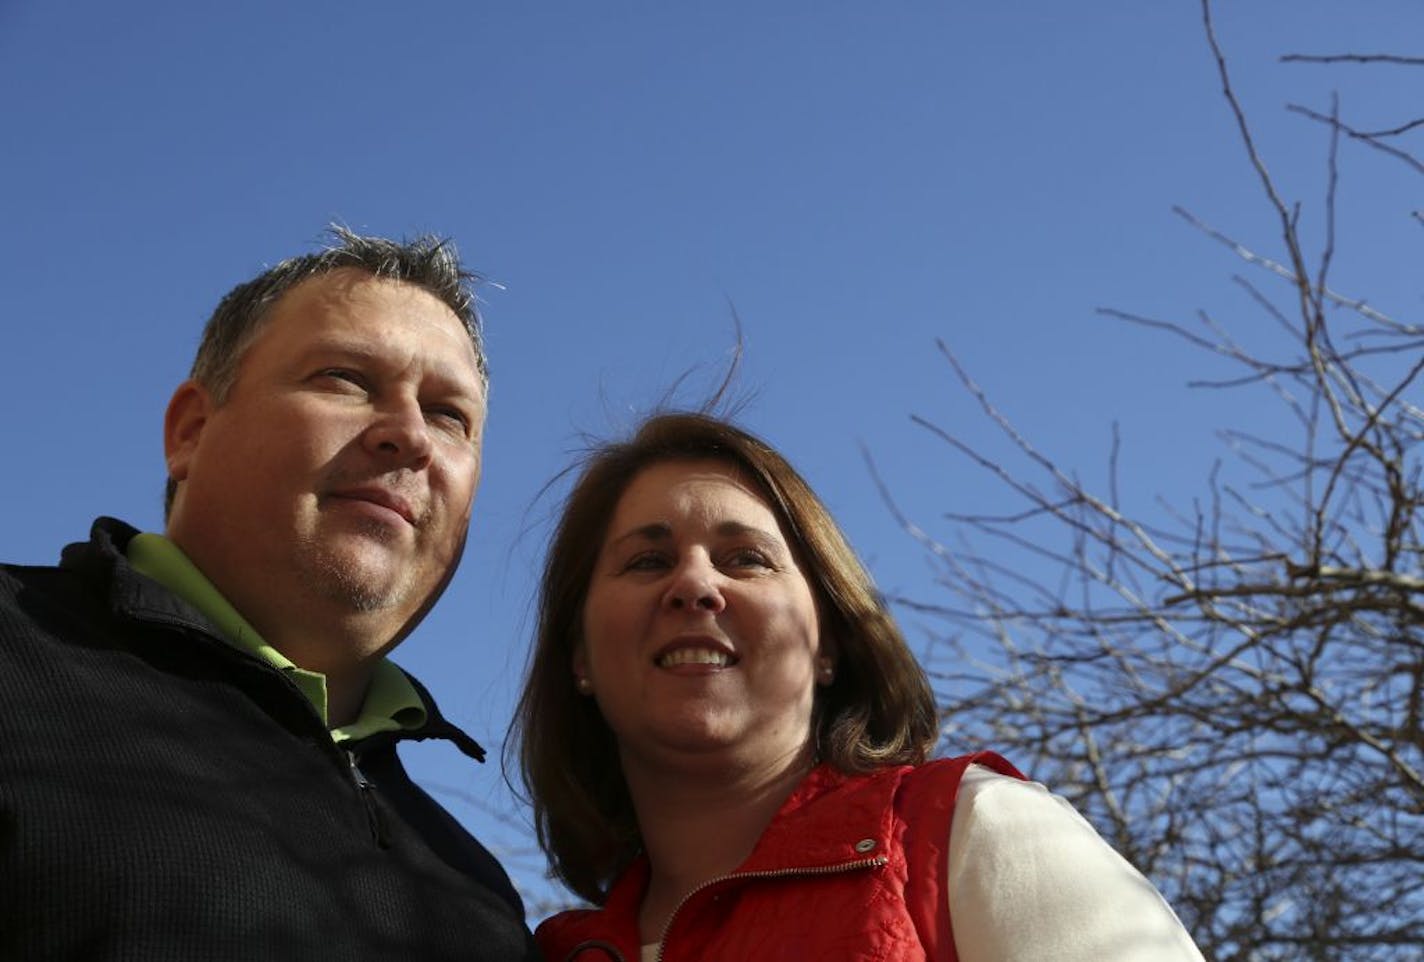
[577,459,831,776]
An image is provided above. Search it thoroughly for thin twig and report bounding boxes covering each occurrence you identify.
[1281,53,1424,66]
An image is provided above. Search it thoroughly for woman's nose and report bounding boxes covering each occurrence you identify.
[662,558,726,612]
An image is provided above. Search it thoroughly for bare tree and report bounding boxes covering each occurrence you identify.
[887,3,1423,959]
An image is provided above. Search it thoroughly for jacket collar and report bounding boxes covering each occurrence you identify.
[543,764,909,959]
[742,763,905,871]
[61,517,219,632]
[60,517,486,762]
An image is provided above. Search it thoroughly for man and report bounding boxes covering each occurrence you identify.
[0,229,538,960]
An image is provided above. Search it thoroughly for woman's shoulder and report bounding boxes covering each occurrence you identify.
[944,766,1208,961]
[891,750,1026,808]
[922,750,1024,781]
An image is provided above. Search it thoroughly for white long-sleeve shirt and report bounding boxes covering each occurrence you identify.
[947,765,1204,961]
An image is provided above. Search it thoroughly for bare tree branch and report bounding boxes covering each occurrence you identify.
[889,6,1424,959]
[1287,103,1424,176]
[1281,53,1424,66]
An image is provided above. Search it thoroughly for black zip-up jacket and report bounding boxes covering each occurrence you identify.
[0,518,538,961]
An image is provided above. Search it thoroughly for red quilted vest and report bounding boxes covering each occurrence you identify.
[537,752,1024,962]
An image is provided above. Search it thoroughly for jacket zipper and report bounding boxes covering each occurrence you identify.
[563,938,631,961]
[652,855,889,962]
[134,612,401,850]
[347,750,389,847]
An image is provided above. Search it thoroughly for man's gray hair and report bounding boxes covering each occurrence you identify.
[165,226,488,515]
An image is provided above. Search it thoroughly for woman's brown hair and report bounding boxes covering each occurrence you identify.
[511,412,937,905]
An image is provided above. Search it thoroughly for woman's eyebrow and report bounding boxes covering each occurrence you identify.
[607,522,673,549]
[715,521,781,544]
[606,520,782,547]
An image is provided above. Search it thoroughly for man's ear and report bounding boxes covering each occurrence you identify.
[164,380,212,485]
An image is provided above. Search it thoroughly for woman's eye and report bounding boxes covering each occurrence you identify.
[725,548,773,569]
[622,553,670,572]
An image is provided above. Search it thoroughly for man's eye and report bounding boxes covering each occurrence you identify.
[427,406,471,433]
[315,368,366,389]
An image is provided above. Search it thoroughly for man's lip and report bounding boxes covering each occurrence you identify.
[327,487,418,526]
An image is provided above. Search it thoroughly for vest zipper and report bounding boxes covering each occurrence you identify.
[346,750,389,847]
[562,938,630,961]
[653,854,889,962]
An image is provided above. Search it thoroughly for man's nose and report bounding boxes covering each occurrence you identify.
[362,400,433,466]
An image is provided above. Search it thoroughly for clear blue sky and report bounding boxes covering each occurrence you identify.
[2,1,1418,910]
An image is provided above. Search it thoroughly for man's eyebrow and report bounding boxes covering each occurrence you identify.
[298,340,483,399]
[297,339,380,362]
[295,341,408,374]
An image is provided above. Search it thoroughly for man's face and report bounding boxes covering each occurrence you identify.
[164,269,486,671]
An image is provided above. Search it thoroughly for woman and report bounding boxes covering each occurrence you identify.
[515,412,1203,961]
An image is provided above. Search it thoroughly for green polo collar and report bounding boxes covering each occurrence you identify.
[126,533,427,742]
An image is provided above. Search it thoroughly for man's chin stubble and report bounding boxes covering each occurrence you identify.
[293,536,414,614]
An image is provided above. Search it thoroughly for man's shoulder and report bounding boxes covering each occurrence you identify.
[0,555,80,609]
[3,517,134,576]
[5,518,82,575]
[0,517,137,634]
[0,565,99,655]
[0,556,60,580]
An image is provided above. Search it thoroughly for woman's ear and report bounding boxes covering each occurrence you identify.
[815,636,838,687]
[572,644,593,695]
